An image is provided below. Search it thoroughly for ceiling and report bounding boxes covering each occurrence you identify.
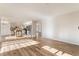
[0,3,79,23]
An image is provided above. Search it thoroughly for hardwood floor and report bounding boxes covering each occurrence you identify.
[0,36,79,56]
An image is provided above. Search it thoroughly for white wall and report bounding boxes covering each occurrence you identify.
[0,19,1,41]
[41,11,79,45]
[41,17,55,39]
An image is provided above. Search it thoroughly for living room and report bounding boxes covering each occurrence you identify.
[0,3,79,56]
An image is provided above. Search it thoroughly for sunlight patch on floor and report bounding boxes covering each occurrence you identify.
[42,46,72,56]
[5,36,16,40]
[5,35,32,40]
[0,39,39,53]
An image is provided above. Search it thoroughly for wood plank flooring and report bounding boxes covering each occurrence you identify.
[0,36,79,56]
